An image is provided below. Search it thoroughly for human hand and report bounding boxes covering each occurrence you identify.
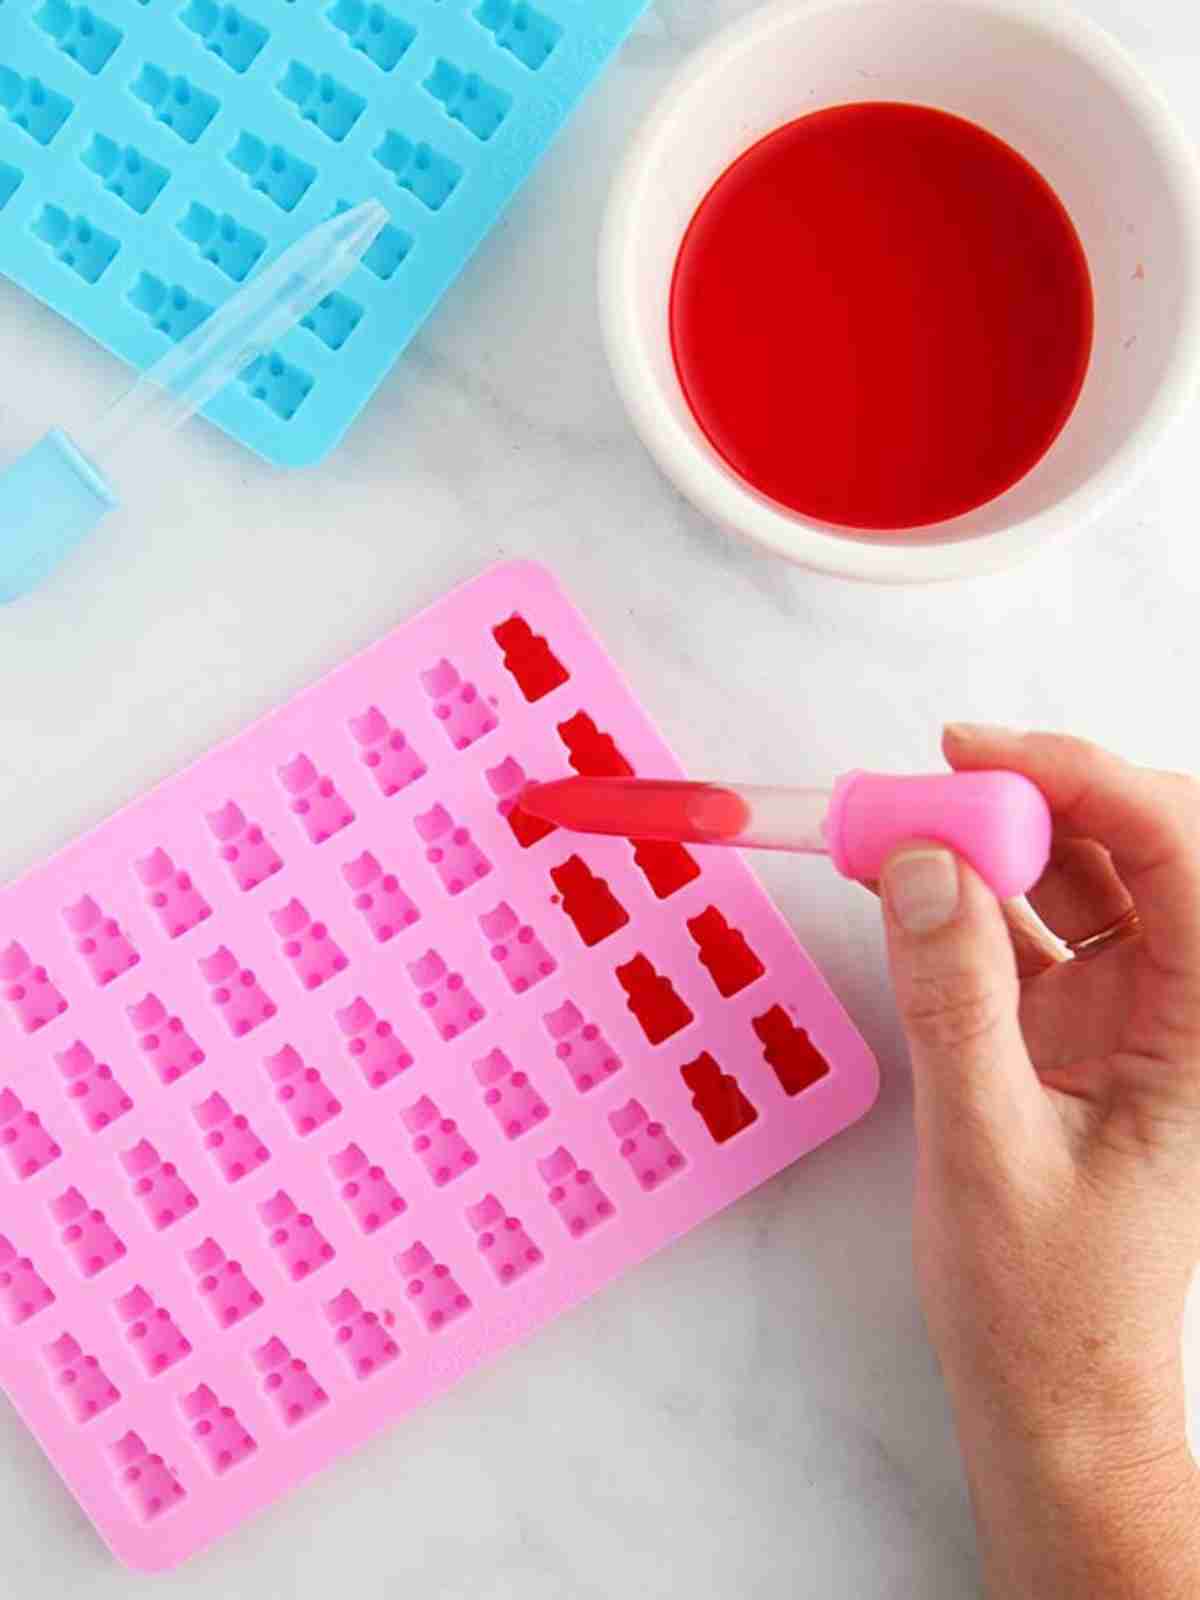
[879,726,1200,1600]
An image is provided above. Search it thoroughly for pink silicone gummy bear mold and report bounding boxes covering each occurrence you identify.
[198,946,276,1037]
[396,1241,470,1331]
[45,1333,121,1423]
[135,849,212,938]
[186,1237,263,1329]
[467,1194,543,1285]
[112,1431,187,1520]
[335,996,413,1088]
[480,902,556,993]
[342,851,420,942]
[206,801,283,891]
[0,1088,62,1178]
[414,803,492,895]
[277,754,354,844]
[259,1191,335,1281]
[63,896,141,986]
[325,1289,399,1378]
[265,1045,342,1135]
[485,756,556,848]
[0,1232,55,1324]
[407,949,485,1040]
[329,1142,407,1234]
[1,940,68,1032]
[56,1041,134,1131]
[125,993,205,1084]
[253,1336,328,1426]
[121,1139,199,1230]
[116,1284,192,1376]
[52,1186,127,1277]
[537,1147,614,1239]
[542,1000,621,1093]
[270,899,349,989]
[182,1384,257,1474]
[420,658,498,749]
[472,1048,548,1139]
[349,706,427,796]
[194,1093,270,1183]
[609,1100,686,1192]
[401,1095,477,1187]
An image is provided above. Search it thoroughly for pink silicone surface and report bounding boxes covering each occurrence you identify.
[0,560,878,1570]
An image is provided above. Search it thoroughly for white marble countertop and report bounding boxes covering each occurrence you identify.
[2,2,1200,1594]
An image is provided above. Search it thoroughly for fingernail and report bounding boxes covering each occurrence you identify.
[884,849,960,934]
[944,722,1019,744]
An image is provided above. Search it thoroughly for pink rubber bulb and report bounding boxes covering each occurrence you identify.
[827,770,1053,900]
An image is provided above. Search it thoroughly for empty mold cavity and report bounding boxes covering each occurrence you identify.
[278,753,355,842]
[34,1,122,74]
[493,614,569,701]
[62,894,140,984]
[112,1431,186,1520]
[125,992,205,1084]
[279,62,365,142]
[128,273,212,341]
[271,898,349,989]
[32,206,119,283]
[473,1047,548,1139]
[343,852,421,943]
[179,204,266,283]
[407,949,485,1040]
[51,1186,127,1277]
[420,658,498,748]
[752,1006,831,1097]
[228,132,316,211]
[242,352,314,421]
[265,1045,342,1135]
[0,1088,62,1179]
[120,1138,198,1230]
[414,803,492,895]
[332,197,411,279]
[205,799,282,888]
[348,705,426,794]
[468,1194,542,1284]
[194,1091,270,1182]
[551,856,628,947]
[258,1190,335,1281]
[179,0,268,74]
[480,902,556,993]
[542,1000,621,1093]
[81,135,167,214]
[301,289,363,351]
[610,1099,686,1191]
[182,1383,257,1473]
[55,1040,133,1131]
[329,1142,406,1233]
[631,839,701,900]
[327,0,414,71]
[374,132,462,211]
[396,1241,470,1331]
[475,0,562,71]
[131,66,218,145]
[134,847,211,937]
[687,907,765,998]
[537,1147,613,1238]
[0,70,73,146]
[486,757,555,847]
[401,1094,478,1187]
[325,1289,399,1377]
[116,1284,192,1375]
[187,1236,264,1328]
[253,1335,328,1425]
[0,1233,56,1324]
[424,59,511,142]
[681,1052,758,1144]
[44,1333,120,1422]
[0,163,22,210]
[198,945,276,1037]
[616,955,693,1046]
[557,712,633,778]
[0,941,68,1033]
[335,995,413,1088]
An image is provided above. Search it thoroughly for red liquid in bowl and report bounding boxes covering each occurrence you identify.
[670,103,1094,531]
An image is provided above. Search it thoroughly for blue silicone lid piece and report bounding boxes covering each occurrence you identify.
[0,429,118,602]
[0,0,650,468]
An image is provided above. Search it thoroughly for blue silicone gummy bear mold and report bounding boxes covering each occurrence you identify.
[0,0,650,465]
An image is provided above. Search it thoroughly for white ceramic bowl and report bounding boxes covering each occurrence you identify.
[599,0,1200,582]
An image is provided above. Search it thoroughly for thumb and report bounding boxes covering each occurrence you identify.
[880,844,1038,1152]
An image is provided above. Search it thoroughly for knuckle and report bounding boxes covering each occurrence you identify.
[900,968,1009,1053]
